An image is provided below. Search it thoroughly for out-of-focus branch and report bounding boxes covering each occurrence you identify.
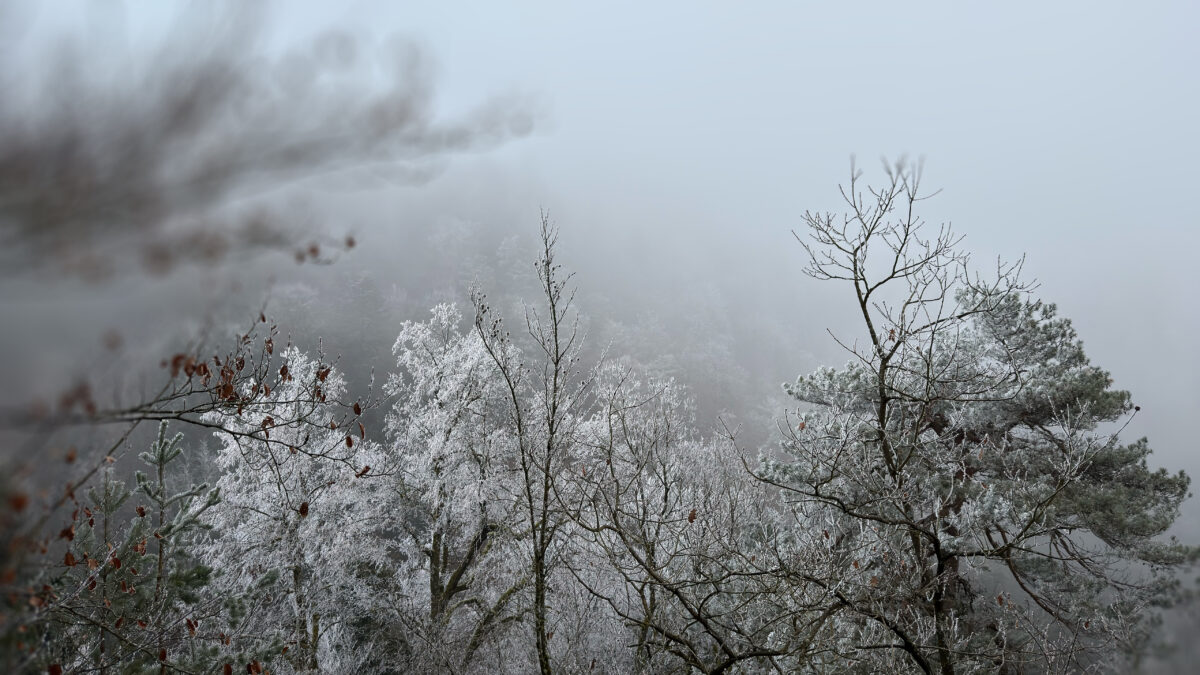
[0,5,537,280]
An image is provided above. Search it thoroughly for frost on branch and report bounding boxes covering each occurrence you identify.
[760,159,1197,673]
[201,347,378,673]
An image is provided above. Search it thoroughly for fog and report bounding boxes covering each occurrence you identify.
[2,1,1197,671]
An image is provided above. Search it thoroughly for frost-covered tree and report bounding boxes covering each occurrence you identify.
[375,303,527,671]
[0,10,533,664]
[759,161,1196,673]
[471,216,597,674]
[201,346,377,674]
[567,365,823,674]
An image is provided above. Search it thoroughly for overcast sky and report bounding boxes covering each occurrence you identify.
[6,1,1199,536]
[283,1,1200,455]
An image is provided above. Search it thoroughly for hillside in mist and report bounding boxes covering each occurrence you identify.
[2,3,1198,674]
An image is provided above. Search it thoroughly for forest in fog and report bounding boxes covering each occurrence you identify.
[2,2,1199,674]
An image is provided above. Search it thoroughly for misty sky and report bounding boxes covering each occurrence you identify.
[5,1,1198,537]
[293,1,1200,464]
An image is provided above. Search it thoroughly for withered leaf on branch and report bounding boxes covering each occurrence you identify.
[8,493,29,512]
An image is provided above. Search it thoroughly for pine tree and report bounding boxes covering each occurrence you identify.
[760,161,1197,673]
[30,422,221,674]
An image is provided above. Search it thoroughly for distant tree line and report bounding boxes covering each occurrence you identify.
[3,163,1194,674]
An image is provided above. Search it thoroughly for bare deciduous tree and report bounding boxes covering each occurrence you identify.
[472,215,594,675]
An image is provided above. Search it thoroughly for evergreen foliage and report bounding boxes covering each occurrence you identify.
[29,423,221,674]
